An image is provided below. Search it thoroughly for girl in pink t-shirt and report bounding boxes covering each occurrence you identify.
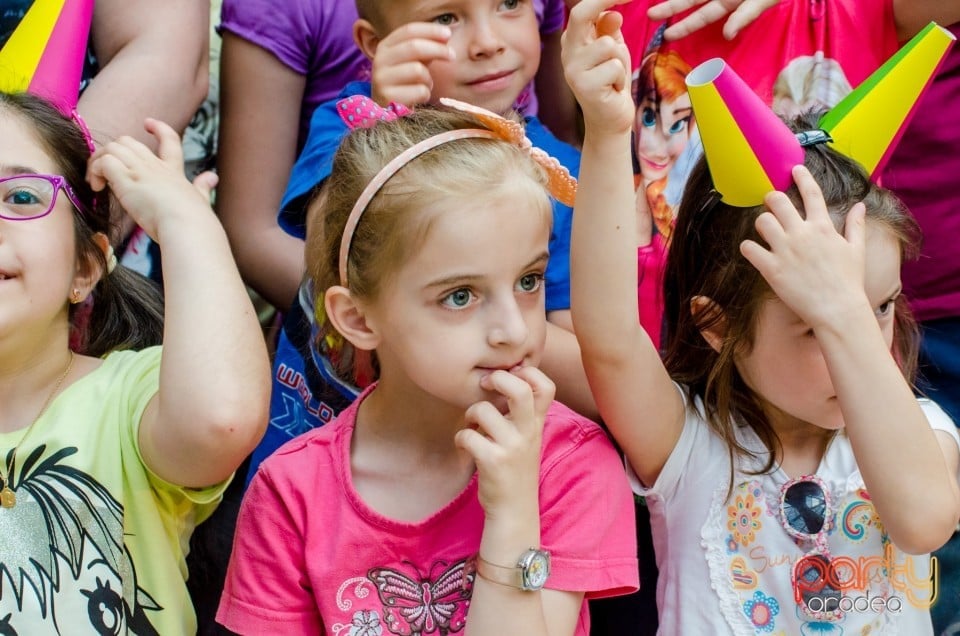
[217,99,638,635]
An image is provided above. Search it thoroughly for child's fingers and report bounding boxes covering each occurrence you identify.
[739,238,776,280]
[843,201,866,251]
[373,62,435,105]
[791,165,830,222]
[481,370,538,426]
[752,209,788,253]
[566,0,631,45]
[454,426,495,462]
[463,400,516,454]
[509,366,556,425]
[647,0,701,21]
[723,0,777,39]
[762,190,804,235]
[144,118,184,168]
[596,7,625,39]
[87,154,131,191]
[95,137,142,170]
[655,1,726,40]
[379,23,454,64]
[192,171,219,201]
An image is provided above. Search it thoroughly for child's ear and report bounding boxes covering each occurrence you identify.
[325,285,380,351]
[353,19,381,61]
[71,232,110,303]
[691,295,727,354]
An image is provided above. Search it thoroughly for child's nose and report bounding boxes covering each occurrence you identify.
[467,20,506,59]
[487,298,529,346]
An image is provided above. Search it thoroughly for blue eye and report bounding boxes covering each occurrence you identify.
[640,107,657,128]
[433,13,456,25]
[501,0,521,9]
[517,273,543,293]
[9,189,41,205]
[442,288,475,308]
[668,117,689,135]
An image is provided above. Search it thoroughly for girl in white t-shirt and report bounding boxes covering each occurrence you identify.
[563,1,960,633]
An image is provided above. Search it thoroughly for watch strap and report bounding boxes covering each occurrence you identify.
[468,548,549,591]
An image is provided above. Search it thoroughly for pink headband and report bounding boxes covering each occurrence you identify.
[337,96,577,286]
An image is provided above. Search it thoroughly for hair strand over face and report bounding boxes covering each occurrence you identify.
[661,111,920,484]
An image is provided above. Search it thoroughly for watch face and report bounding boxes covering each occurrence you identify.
[522,551,550,590]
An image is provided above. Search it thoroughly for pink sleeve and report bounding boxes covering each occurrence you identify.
[539,413,640,598]
[216,468,323,634]
[637,234,667,351]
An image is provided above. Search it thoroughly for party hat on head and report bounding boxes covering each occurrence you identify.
[685,58,804,207]
[0,0,94,114]
[819,22,955,178]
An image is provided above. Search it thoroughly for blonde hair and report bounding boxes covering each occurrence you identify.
[306,105,553,381]
[772,53,853,118]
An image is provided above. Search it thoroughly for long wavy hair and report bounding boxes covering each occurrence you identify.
[662,111,920,479]
[0,92,164,355]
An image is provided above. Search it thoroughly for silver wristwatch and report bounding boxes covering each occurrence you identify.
[473,548,551,591]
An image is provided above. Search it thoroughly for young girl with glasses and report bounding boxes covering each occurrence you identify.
[0,91,270,633]
[217,100,638,634]
[564,1,960,633]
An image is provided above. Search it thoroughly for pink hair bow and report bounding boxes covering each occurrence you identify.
[337,95,413,130]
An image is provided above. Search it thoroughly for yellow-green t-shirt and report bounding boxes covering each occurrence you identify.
[0,346,228,635]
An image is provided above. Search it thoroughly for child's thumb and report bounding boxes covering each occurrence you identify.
[192,171,219,202]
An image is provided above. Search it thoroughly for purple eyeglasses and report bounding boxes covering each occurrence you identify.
[0,174,86,221]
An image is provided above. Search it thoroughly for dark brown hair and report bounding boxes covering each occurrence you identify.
[662,111,920,477]
[0,92,164,355]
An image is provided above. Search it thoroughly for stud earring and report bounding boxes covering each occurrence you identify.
[69,288,83,304]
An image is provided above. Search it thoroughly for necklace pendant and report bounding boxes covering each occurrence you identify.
[0,487,14,508]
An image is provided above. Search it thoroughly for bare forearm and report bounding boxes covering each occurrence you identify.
[155,211,271,485]
[217,33,307,308]
[541,316,599,421]
[225,226,306,309]
[818,309,960,552]
[82,0,209,147]
[571,132,643,355]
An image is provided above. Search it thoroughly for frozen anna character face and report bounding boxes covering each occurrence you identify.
[633,50,694,184]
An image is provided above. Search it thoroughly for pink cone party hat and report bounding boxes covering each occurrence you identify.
[0,0,94,114]
[819,22,955,178]
[685,58,804,207]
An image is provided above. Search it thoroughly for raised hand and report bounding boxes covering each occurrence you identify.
[87,118,216,243]
[740,165,870,331]
[562,0,634,136]
[455,367,555,518]
[647,0,780,41]
[370,22,455,107]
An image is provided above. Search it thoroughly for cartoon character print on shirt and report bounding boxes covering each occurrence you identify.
[0,446,160,634]
[331,558,475,636]
[701,475,924,635]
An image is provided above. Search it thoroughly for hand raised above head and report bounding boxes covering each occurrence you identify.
[86,118,215,243]
[562,0,634,136]
[647,0,780,41]
[740,165,871,331]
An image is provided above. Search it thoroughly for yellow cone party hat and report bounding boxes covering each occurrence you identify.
[819,22,955,178]
[685,58,805,207]
[685,23,954,208]
[0,0,94,114]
